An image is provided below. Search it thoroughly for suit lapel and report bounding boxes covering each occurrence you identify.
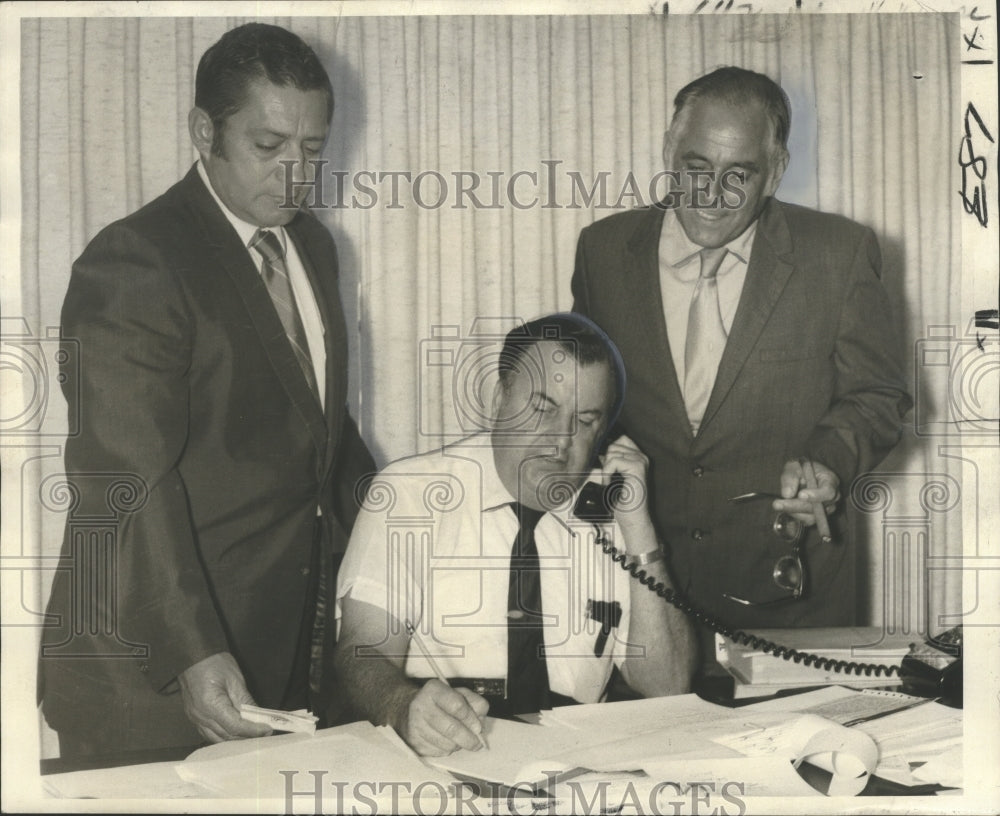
[286,221,347,479]
[699,199,795,433]
[183,168,328,462]
[626,206,694,440]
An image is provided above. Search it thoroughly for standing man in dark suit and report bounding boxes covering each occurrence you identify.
[39,23,375,756]
[572,67,911,645]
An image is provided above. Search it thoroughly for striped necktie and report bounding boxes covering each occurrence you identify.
[250,229,320,403]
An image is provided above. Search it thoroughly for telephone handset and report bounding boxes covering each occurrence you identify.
[572,479,908,685]
[573,474,625,523]
[899,627,962,707]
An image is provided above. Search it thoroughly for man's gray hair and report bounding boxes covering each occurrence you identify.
[672,66,791,151]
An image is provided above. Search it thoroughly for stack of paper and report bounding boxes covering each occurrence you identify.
[239,704,318,733]
[715,628,910,697]
[738,685,963,789]
[433,693,881,797]
[175,721,454,803]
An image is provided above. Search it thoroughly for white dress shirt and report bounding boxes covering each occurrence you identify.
[336,435,637,705]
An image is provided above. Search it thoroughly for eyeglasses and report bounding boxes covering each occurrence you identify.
[723,492,806,606]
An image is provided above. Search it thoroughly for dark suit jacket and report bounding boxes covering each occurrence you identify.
[572,198,912,630]
[40,165,375,751]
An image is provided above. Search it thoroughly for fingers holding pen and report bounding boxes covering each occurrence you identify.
[403,679,488,756]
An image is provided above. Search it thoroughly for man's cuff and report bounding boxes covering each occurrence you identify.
[805,426,859,494]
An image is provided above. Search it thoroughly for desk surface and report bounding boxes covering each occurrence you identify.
[40,687,961,801]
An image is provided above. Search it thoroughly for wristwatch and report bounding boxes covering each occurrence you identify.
[626,547,664,567]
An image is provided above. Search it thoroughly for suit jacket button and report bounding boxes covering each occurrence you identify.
[301,566,311,576]
[139,663,149,673]
[691,528,706,541]
[692,465,704,477]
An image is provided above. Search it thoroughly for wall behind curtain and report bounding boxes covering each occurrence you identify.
[19,13,961,640]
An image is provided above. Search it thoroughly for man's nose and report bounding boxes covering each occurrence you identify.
[278,146,313,183]
[538,414,575,451]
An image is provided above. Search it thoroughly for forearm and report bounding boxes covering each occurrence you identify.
[616,523,696,697]
[333,638,420,732]
[621,558,697,697]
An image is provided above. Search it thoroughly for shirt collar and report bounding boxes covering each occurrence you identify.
[196,160,286,254]
[660,208,758,281]
[459,434,517,512]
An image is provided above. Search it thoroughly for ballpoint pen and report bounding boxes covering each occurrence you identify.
[404,619,488,750]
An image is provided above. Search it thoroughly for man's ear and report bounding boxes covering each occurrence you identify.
[188,107,215,160]
[490,379,506,428]
[765,146,790,197]
[661,128,674,169]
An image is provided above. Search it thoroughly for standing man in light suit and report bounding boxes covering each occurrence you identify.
[572,67,911,647]
[39,23,375,756]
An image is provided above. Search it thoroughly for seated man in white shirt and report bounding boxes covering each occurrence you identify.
[334,313,697,756]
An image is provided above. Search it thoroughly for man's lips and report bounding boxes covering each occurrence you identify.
[690,207,728,222]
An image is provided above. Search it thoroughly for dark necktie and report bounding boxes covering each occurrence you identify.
[684,246,728,434]
[250,229,321,403]
[506,502,550,715]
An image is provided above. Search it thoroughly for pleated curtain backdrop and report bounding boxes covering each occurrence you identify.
[19,13,961,649]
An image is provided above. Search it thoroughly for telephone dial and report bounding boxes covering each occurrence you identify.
[572,478,963,707]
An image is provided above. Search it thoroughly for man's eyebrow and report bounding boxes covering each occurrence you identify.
[680,151,761,174]
[252,128,325,142]
[680,150,712,164]
[530,391,559,408]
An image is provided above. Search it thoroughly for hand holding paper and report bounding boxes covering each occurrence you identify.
[239,705,318,734]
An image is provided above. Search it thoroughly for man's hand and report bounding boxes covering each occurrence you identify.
[399,679,489,756]
[773,459,840,526]
[600,435,654,547]
[178,652,273,743]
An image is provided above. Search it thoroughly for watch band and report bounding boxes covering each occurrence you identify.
[627,548,664,567]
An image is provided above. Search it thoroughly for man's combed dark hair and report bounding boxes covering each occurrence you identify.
[498,313,626,429]
[673,66,791,151]
[195,23,334,155]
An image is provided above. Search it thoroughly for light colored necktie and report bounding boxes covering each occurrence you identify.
[684,247,728,434]
[250,229,320,402]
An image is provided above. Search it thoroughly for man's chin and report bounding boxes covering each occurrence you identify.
[256,201,301,227]
[678,214,739,247]
[517,465,585,511]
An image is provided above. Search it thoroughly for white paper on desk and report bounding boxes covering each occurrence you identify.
[742,685,928,725]
[176,720,453,800]
[546,727,741,774]
[426,716,603,787]
[539,693,724,738]
[910,743,963,788]
[711,712,878,796]
[43,761,212,799]
[637,755,821,797]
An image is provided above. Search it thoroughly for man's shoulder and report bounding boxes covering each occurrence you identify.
[364,438,494,509]
[580,205,661,242]
[377,438,491,480]
[84,168,207,254]
[769,199,874,243]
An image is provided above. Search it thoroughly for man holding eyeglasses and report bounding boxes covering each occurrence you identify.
[572,67,912,641]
